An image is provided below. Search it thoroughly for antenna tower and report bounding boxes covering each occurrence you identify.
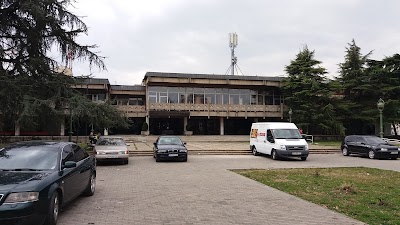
[225,32,244,75]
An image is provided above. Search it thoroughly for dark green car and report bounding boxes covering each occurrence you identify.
[0,141,96,225]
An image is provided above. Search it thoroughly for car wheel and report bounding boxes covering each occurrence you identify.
[272,150,279,160]
[182,157,187,162]
[252,146,259,156]
[342,147,349,156]
[301,157,307,161]
[155,155,160,162]
[44,191,59,225]
[83,173,96,196]
[124,159,129,164]
[368,150,375,159]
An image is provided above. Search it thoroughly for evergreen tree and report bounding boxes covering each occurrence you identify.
[337,39,374,134]
[0,0,128,133]
[283,46,344,134]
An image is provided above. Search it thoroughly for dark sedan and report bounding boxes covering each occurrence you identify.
[153,136,188,162]
[0,141,96,225]
[341,135,399,159]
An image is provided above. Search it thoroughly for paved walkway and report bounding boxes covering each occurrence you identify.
[123,135,340,152]
[57,154,400,225]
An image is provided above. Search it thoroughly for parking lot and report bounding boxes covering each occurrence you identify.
[58,154,399,225]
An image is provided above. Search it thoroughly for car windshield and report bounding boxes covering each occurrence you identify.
[0,146,59,170]
[272,129,302,139]
[158,137,182,145]
[97,139,125,146]
[364,136,387,145]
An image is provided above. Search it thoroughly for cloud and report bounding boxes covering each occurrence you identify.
[67,0,400,84]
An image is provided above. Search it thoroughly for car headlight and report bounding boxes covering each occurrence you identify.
[398,148,400,151]
[280,145,286,150]
[179,149,187,153]
[380,148,388,151]
[96,151,105,154]
[157,150,167,153]
[119,151,127,154]
[304,145,309,151]
[4,192,39,203]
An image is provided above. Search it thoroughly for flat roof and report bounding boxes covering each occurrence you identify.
[111,85,145,91]
[76,77,110,85]
[143,72,284,82]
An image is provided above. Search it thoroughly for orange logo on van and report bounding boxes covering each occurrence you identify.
[251,129,258,138]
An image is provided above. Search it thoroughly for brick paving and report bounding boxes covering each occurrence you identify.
[56,152,400,225]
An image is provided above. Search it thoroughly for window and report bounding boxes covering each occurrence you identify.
[159,92,168,103]
[72,145,87,162]
[168,92,179,103]
[62,145,74,164]
[149,91,157,103]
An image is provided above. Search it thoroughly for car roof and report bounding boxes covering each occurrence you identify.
[159,136,181,139]
[4,141,73,149]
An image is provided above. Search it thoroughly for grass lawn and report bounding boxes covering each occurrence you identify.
[235,167,400,225]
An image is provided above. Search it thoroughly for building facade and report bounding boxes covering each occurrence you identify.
[6,72,289,136]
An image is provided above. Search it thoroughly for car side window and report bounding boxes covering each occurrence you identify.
[73,145,88,162]
[62,145,74,164]
[267,130,273,141]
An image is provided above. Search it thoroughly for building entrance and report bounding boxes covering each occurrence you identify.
[149,118,183,135]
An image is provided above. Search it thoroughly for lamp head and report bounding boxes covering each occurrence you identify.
[377,98,385,110]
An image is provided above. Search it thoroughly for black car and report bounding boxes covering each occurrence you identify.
[341,135,399,159]
[153,136,188,162]
[0,141,96,225]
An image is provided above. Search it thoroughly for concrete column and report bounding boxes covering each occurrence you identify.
[184,117,188,132]
[104,128,108,136]
[60,120,65,136]
[220,117,224,135]
[15,122,20,136]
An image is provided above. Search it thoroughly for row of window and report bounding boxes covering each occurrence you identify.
[148,86,283,105]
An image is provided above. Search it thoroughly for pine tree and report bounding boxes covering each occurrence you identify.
[283,46,343,134]
[0,0,127,133]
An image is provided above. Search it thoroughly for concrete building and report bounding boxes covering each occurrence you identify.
[7,72,288,136]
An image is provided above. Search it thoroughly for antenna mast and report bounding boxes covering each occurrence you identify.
[225,33,243,75]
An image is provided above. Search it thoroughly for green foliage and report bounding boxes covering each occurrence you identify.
[141,122,148,131]
[0,0,128,133]
[283,46,344,135]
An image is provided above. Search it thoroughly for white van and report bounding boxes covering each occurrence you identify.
[250,122,309,161]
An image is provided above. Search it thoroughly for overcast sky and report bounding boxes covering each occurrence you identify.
[67,0,400,85]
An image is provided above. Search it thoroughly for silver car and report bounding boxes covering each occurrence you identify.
[94,137,129,164]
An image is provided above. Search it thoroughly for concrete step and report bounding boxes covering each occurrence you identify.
[128,149,340,156]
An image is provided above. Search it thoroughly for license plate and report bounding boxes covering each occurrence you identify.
[168,154,178,157]
[390,151,398,154]
[106,155,119,158]
[292,152,301,155]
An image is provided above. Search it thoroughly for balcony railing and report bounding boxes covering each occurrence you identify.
[115,105,146,113]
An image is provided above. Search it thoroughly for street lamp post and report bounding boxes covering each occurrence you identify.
[288,108,293,123]
[68,107,73,142]
[377,98,385,138]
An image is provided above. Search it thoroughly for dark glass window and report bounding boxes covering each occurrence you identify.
[62,145,74,164]
[72,145,88,162]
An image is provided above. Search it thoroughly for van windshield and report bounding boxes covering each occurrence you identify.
[272,129,302,139]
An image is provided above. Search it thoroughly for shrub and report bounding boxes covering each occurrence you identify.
[141,122,148,131]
